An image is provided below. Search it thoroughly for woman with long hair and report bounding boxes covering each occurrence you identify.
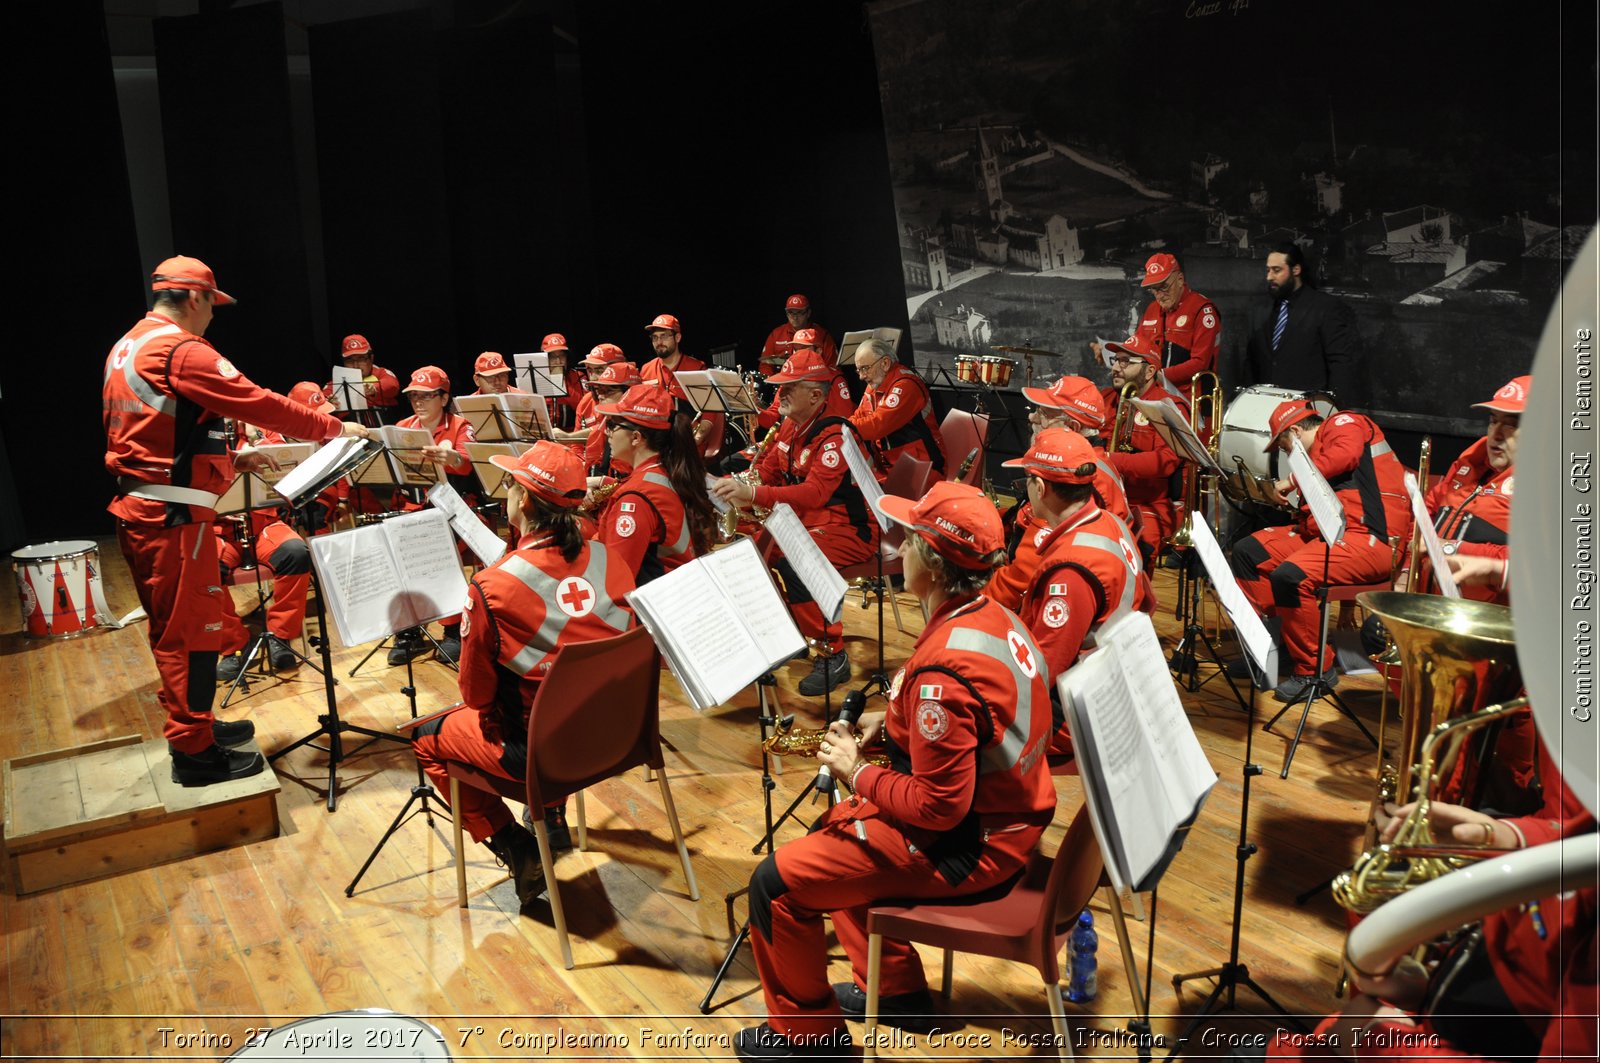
[593,383,717,584]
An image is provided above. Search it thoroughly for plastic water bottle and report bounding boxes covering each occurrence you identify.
[1064,909,1098,1003]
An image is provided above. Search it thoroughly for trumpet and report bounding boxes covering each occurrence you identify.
[1106,381,1139,453]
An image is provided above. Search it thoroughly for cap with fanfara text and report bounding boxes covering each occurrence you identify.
[1021,375,1107,428]
[875,481,1005,571]
[1002,427,1099,484]
[489,440,587,507]
[1265,399,1322,451]
[596,383,674,430]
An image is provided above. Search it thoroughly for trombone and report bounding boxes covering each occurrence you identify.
[1106,381,1139,453]
[1168,370,1224,551]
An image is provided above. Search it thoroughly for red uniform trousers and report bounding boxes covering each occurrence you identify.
[774,525,876,655]
[116,521,226,755]
[216,520,311,649]
[1234,525,1391,676]
[1130,498,1175,563]
[411,707,523,841]
[749,795,1040,1041]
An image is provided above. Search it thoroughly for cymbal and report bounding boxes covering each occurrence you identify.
[991,344,1061,357]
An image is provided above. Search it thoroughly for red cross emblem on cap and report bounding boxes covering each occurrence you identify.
[1006,629,1037,679]
[557,577,596,617]
[1147,262,1161,274]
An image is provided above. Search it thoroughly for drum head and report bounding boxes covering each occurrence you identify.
[11,540,97,563]
[227,1010,451,1060]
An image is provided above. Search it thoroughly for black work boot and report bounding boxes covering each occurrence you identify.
[487,822,547,909]
[171,744,266,786]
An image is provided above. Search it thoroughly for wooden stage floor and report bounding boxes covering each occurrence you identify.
[0,539,1390,1060]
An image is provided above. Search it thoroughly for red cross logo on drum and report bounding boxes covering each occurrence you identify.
[557,576,596,618]
[1006,629,1037,678]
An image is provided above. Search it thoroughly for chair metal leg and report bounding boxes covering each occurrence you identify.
[533,819,574,970]
[941,948,954,996]
[1045,980,1075,1062]
[656,766,701,901]
[889,590,907,635]
[450,778,468,908]
[864,932,884,1061]
[575,790,589,851]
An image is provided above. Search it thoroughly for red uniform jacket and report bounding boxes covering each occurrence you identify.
[104,312,342,525]
[760,321,837,371]
[851,361,947,477]
[851,593,1057,884]
[597,456,697,584]
[1135,287,1221,390]
[1291,412,1410,544]
[573,391,603,467]
[1419,437,1512,603]
[395,411,475,475]
[753,415,879,547]
[1105,380,1187,507]
[1020,504,1149,685]
[641,352,724,456]
[756,368,854,430]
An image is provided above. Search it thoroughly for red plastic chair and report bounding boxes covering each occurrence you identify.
[938,408,990,487]
[446,626,700,968]
[860,805,1102,1058]
[838,454,934,633]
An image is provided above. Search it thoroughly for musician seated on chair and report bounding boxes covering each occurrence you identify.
[848,337,947,481]
[755,327,854,431]
[1101,333,1189,569]
[1257,736,1596,1063]
[641,313,725,460]
[215,381,344,682]
[988,376,1140,610]
[1002,429,1153,756]
[713,350,880,698]
[469,351,521,396]
[577,358,642,477]
[410,442,636,911]
[556,343,627,463]
[735,482,1054,1062]
[1229,399,1409,702]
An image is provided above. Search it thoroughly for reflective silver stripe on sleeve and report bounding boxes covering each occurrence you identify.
[1094,457,1126,491]
[1072,530,1139,620]
[642,472,692,558]
[1369,441,1392,459]
[942,624,1037,775]
[582,543,633,632]
[121,325,183,417]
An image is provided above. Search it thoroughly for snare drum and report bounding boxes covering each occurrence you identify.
[1219,385,1336,480]
[226,1010,451,1060]
[12,540,104,639]
[954,354,981,383]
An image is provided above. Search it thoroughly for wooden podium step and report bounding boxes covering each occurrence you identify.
[2,734,280,894]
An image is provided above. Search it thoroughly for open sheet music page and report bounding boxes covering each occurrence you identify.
[274,436,370,503]
[465,442,529,500]
[1188,517,1278,687]
[704,473,731,515]
[329,366,368,411]
[499,391,553,440]
[675,369,762,415]
[514,353,567,398]
[839,326,903,363]
[1130,397,1217,470]
[762,503,849,623]
[840,428,889,532]
[453,395,504,441]
[219,444,315,512]
[427,481,507,568]
[1405,471,1461,599]
[309,508,468,646]
[1288,435,1346,545]
[1060,612,1216,893]
[624,537,804,710]
[356,425,440,488]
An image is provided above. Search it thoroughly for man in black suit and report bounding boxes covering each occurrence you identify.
[1245,243,1363,406]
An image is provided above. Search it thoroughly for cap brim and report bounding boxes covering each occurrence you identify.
[488,454,519,476]
[1140,272,1172,288]
[1471,399,1524,413]
[1021,386,1057,406]
[874,494,917,529]
[477,367,513,375]
[767,371,829,385]
[212,289,236,306]
[1000,454,1028,469]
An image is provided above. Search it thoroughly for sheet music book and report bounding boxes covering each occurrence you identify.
[217,443,315,513]
[273,436,373,504]
[351,425,445,488]
[1405,471,1461,599]
[308,508,469,646]
[1287,435,1346,545]
[763,503,850,623]
[1060,611,1217,894]
[514,352,568,398]
[427,481,507,568]
[455,392,553,442]
[839,326,903,363]
[328,366,370,412]
[625,537,806,711]
[675,369,763,415]
[704,473,731,515]
[464,441,531,500]
[1129,397,1217,470]
[840,428,889,532]
[1188,517,1279,689]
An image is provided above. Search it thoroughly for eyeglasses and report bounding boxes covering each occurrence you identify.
[605,419,635,433]
[1110,357,1141,367]
[1150,276,1181,294]
[853,358,882,372]
[408,390,445,400]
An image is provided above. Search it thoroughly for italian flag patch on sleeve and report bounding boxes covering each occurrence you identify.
[917,683,943,700]
[1047,583,1069,596]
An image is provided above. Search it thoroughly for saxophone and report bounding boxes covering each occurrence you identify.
[720,425,778,540]
[763,715,891,770]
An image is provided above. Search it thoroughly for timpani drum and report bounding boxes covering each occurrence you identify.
[226,1010,451,1060]
[11,540,104,639]
[954,353,981,383]
[1218,385,1336,480]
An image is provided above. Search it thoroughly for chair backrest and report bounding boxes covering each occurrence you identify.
[879,454,934,550]
[523,626,661,809]
[1040,805,1106,964]
[939,409,989,487]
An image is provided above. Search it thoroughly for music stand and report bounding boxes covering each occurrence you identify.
[676,369,763,425]
[268,437,408,812]
[329,366,383,429]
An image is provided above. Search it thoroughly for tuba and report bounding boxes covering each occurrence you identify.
[1331,593,1523,913]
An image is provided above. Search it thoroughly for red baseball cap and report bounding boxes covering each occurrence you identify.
[1105,333,1161,366]
[541,333,569,353]
[1264,398,1322,451]
[403,365,451,393]
[1002,427,1099,484]
[596,383,674,431]
[288,381,330,410]
[785,294,810,311]
[582,342,625,367]
[780,327,822,349]
[1021,375,1107,428]
[489,440,587,508]
[1472,375,1532,414]
[592,361,642,389]
[767,349,834,385]
[341,334,372,357]
[474,351,512,376]
[151,255,235,306]
[875,481,1005,571]
[645,313,681,334]
[1141,252,1179,288]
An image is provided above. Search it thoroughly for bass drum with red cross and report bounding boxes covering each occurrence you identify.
[11,540,107,640]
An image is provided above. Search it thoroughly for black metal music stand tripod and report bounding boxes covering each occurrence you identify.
[1168,682,1307,1055]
